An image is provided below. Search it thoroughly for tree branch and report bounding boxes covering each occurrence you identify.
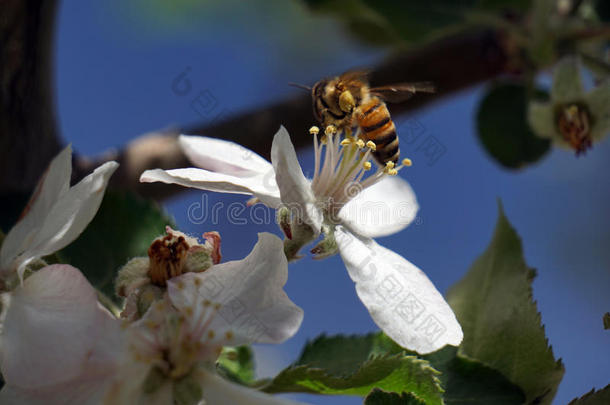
[95,28,510,200]
[0,1,511,202]
[0,0,61,192]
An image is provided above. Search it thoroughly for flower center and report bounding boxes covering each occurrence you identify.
[148,234,190,286]
[309,125,412,215]
[135,299,225,384]
[557,104,592,155]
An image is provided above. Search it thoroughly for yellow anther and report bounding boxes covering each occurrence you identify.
[363,161,372,171]
[309,126,320,135]
[385,161,395,169]
[402,158,412,167]
[356,139,365,148]
[340,138,351,146]
[388,169,398,176]
[366,141,376,151]
[325,125,337,136]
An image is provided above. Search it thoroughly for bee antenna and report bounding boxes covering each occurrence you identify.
[288,82,312,91]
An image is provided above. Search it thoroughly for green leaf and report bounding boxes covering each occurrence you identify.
[261,332,523,404]
[596,0,610,22]
[58,191,173,300]
[568,385,610,405]
[302,0,530,45]
[477,83,551,169]
[603,313,610,330]
[261,334,442,402]
[365,388,426,405]
[295,333,402,375]
[355,333,525,405]
[263,353,443,404]
[216,346,256,386]
[447,203,564,405]
[422,346,524,405]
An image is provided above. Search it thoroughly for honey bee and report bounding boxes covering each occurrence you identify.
[309,71,434,164]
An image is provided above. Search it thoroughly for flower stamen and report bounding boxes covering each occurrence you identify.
[309,125,414,213]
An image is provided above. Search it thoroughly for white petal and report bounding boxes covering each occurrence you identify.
[339,176,419,238]
[551,56,584,104]
[0,146,72,271]
[179,135,273,176]
[527,102,557,139]
[1,265,121,388]
[0,377,113,405]
[335,227,463,354]
[168,233,303,345]
[140,168,281,208]
[584,81,610,140]
[271,127,322,235]
[200,369,304,405]
[13,161,118,279]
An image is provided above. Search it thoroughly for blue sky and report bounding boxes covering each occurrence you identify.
[55,1,610,403]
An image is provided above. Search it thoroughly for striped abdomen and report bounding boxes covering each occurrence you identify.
[357,97,399,164]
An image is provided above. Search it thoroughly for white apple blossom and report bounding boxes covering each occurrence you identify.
[528,56,610,154]
[140,126,463,354]
[0,145,118,288]
[0,233,304,404]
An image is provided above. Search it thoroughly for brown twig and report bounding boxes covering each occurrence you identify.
[84,28,511,200]
[0,0,512,201]
[0,0,61,193]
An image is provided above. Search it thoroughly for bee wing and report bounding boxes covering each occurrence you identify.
[370,82,435,103]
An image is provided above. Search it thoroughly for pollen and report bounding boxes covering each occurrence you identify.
[309,126,320,135]
[402,158,412,167]
[194,278,202,286]
[366,141,376,151]
[325,125,337,136]
[385,161,395,170]
[356,139,365,148]
[340,138,351,146]
[363,161,372,171]
[388,169,398,176]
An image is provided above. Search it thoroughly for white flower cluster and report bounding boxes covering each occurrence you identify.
[0,125,463,404]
